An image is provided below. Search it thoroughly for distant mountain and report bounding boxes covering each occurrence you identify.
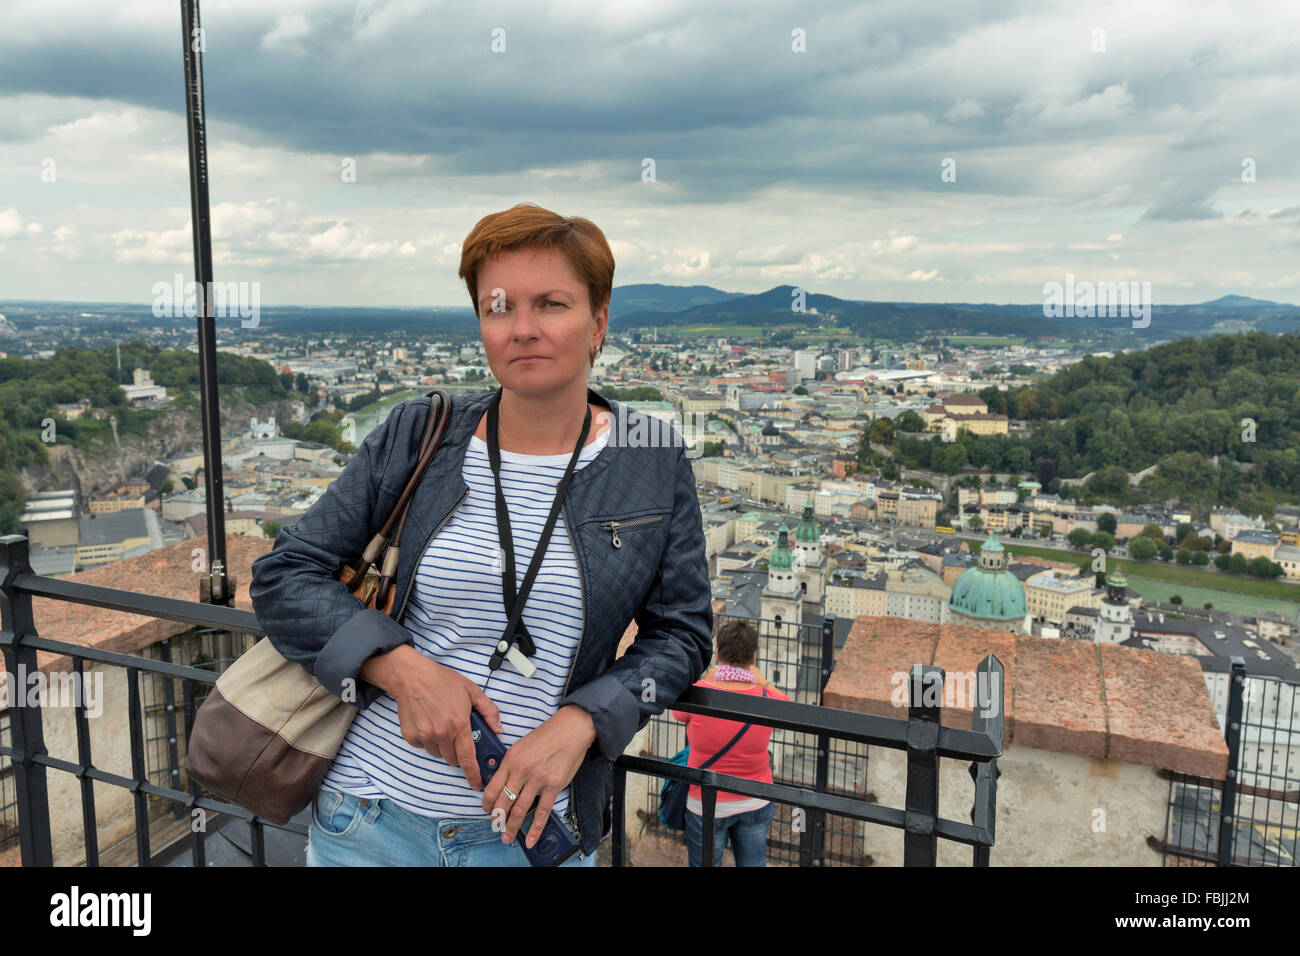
[1195,295,1297,311]
[614,284,865,327]
[612,286,1300,342]
[612,285,1049,340]
[608,284,743,319]
[7,289,1299,341]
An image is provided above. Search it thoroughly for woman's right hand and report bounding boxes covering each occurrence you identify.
[359,645,503,789]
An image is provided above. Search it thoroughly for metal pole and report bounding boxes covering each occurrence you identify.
[1217,657,1246,866]
[179,0,230,605]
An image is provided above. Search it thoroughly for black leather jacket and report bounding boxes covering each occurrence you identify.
[248,386,714,857]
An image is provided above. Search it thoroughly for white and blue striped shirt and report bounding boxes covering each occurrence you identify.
[320,424,610,820]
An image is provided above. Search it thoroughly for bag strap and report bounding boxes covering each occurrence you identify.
[698,687,768,769]
[356,389,453,605]
[379,389,450,539]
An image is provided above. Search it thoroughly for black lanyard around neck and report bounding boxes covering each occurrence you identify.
[485,386,591,675]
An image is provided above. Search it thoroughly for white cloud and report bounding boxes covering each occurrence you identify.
[871,234,920,254]
[944,99,985,122]
[259,14,312,57]
[0,207,24,238]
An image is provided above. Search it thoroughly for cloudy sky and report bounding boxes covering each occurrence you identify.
[2,0,1298,308]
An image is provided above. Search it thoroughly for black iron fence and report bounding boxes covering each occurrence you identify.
[1,711,14,852]
[0,534,279,867]
[1160,659,1299,867]
[2,532,1004,867]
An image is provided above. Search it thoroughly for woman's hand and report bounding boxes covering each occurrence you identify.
[481,704,596,848]
[359,645,503,789]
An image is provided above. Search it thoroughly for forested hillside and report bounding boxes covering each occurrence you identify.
[892,332,1300,515]
[0,342,297,534]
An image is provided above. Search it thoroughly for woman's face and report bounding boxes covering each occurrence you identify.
[475,247,608,399]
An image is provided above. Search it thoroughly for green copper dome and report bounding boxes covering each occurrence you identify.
[949,533,1025,621]
[770,521,795,571]
[795,499,820,542]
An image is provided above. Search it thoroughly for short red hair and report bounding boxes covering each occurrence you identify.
[458,203,615,367]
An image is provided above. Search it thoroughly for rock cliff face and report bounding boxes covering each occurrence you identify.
[18,392,306,500]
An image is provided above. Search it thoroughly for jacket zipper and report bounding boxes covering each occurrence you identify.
[560,496,587,852]
[598,514,664,548]
[394,487,470,625]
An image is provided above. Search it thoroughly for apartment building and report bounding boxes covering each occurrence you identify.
[825,571,887,619]
[1231,530,1280,561]
[897,490,941,528]
[1025,568,1103,624]
[884,565,951,624]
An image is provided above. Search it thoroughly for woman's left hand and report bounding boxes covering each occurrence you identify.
[481,704,597,848]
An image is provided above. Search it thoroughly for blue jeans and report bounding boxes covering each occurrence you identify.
[305,787,597,867]
[684,801,775,867]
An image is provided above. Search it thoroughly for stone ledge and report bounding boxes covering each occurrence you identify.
[822,615,1228,780]
[20,536,274,674]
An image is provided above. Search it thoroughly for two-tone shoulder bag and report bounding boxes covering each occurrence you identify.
[183,389,452,825]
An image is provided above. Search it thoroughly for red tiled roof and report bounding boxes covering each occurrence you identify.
[21,536,274,674]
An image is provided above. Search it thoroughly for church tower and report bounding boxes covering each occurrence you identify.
[1095,571,1133,644]
[793,496,825,602]
[760,520,803,696]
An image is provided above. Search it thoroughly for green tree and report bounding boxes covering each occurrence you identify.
[1006,443,1031,473]
[868,417,895,445]
[1213,553,1231,570]
[1068,528,1093,549]
[1129,536,1157,560]
[1228,553,1248,573]
[262,521,281,539]
[1138,523,1166,543]
[1192,550,1210,566]
[1170,595,1183,605]
[1159,545,1174,562]
[1085,465,1130,498]
[1091,530,1115,552]
[1248,556,1282,578]
[932,442,968,474]
[1096,512,1117,534]
[1176,549,1192,564]
[896,410,926,432]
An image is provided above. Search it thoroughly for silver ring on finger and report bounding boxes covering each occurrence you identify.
[503,785,517,801]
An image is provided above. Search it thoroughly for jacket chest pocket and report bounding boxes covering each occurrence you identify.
[580,509,671,621]
[596,513,666,549]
